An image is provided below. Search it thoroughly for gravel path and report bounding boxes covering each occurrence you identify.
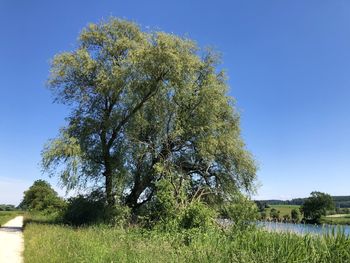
[0,216,24,263]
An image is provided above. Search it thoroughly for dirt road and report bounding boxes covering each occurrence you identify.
[0,216,24,263]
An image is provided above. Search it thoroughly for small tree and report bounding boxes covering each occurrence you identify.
[260,211,267,220]
[222,194,258,229]
[291,208,301,223]
[255,201,267,212]
[282,214,291,222]
[19,180,65,213]
[270,208,280,220]
[301,191,335,223]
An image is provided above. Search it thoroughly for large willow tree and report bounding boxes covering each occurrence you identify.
[42,18,256,209]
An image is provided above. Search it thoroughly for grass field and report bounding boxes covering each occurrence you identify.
[0,211,21,226]
[23,216,350,263]
[265,205,301,218]
[322,214,350,225]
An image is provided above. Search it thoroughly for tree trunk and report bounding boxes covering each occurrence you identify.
[104,168,114,207]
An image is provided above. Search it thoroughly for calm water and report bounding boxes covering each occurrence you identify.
[258,221,350,236]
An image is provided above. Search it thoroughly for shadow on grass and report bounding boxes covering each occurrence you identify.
[23,215,63,230]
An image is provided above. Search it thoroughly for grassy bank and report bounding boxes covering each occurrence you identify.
[0,211,22,226]
[265,205,301,217]
[24,221,350,263]
[322,214,350,225]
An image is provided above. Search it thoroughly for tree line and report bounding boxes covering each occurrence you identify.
[256,196,350,208]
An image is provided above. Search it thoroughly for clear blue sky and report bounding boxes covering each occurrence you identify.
[1,1,350,205]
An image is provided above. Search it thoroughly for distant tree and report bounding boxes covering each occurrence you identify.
[270,208,280,220]
[301,191,335,223]
[282,214,291,222]
[291,208,301,223]
[0,204,16,211]
[255,201,267,212]
[19,180,65,212]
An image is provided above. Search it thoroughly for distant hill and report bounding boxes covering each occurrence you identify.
[256,196,350,208]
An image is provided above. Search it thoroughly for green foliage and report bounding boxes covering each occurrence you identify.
[321,215,350,225]
[24,222,350,263]
[42,17,257,215]
[264,205,300,221]
[152,179,178,221]
[139,179,217,231]
[221,194,258,229]
[255,201,267,212]
[63,191,106,225]
[291,208,301,223]
[0,211,22,226]
[63,190,130,226]
[302,191,335,223]
[270,208,280,220]
[180,201,216,230]
[0,204,16,211]
[19,180,65,213]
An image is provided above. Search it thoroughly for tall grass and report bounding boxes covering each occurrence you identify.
[0,211,22,226]
[24,220,350,263]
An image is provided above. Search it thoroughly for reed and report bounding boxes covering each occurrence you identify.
[24,221,350,263]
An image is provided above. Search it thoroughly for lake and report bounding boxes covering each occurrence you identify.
[258,221,350,236]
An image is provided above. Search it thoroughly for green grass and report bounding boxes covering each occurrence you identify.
[265,205,301,218]
[24,219,350,263]
[0,211,22,226]
[322,215,350,225]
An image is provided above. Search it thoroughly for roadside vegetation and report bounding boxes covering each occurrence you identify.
[0,211,23,226]
[24,213,350,263]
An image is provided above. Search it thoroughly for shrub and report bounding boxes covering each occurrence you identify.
[180,201,216,229]
[105,205,131,227]
[153,179,178,221]
[63,192,106,225]
[63,190,130,226]
[291,208,301,223]
[260,211,267,220]
[221,194,258,230]
[270,208,280,220]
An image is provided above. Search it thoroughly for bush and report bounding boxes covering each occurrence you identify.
[153,179,178,221]
[180,201,216,229]
[270,208,280,220]
[105,205,131,227]
[221,194,258,230]
[63,192,106,225]
[137,178,179,229]
[283,214,291,221]
[260,211,267,220]
[291,208,301,223]
[63,190,130,226]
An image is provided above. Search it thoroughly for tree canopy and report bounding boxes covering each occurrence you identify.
[301,191,335,223]
[19,180,65,212]
[42,18,257,212]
